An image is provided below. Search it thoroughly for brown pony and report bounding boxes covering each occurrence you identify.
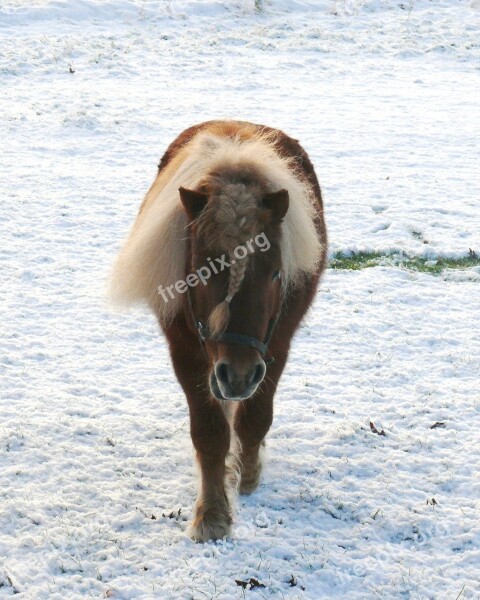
[110,120,327,541]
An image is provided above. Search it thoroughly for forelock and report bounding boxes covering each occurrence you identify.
[197,170,265,253]
[196,167,269,337]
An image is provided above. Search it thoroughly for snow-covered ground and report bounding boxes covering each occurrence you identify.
[1,1,479,598]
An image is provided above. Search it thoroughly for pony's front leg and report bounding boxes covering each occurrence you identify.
[164,324,232,542]
[165,325,232,542]
[188,399,232,541]
[234,352,287,495]
[234,396,272,495]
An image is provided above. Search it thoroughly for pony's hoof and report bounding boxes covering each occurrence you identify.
[239,463,261,495]
[189,509,232,542]
[239,476,260,495]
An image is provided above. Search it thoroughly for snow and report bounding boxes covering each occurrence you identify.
[1,1,479,598]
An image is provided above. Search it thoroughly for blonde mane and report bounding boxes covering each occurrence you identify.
[109,125,324,324]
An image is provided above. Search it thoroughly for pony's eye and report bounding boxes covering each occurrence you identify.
[272,270,281,281]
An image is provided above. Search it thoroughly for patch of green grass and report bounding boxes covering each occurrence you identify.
[329,252,384,271]
[329,251,480,274]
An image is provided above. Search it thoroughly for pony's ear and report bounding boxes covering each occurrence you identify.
[179,187,208,220]
[262,189,289,223]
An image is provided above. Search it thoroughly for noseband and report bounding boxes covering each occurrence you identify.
[187,270,282,365]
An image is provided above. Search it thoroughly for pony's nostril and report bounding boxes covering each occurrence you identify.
[215,362,231,385]
[250,361,266,386]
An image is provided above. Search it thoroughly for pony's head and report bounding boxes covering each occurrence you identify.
[180,164,288,401]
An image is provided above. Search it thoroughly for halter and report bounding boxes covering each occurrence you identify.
[187,270,282,365]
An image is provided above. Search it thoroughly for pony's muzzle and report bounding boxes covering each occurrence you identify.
[212,359,266,401]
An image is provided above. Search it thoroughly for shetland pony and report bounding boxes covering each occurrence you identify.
[110,121,327,541]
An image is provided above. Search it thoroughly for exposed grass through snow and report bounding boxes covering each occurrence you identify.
[329,251,480,274]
